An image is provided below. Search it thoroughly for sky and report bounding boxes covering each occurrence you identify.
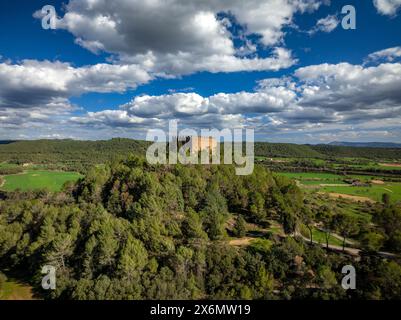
[0,0,401,143]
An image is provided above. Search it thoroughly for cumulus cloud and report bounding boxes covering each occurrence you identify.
[0,58,153,136]
[68,51,401,139]
[70,110,160,128]
[35,0,325,75]
[0,59,151,110]
[115,82,296,120]
[373,0,401,16]
[309,14,340,35]
[295,62,401,112]
[365,46,401,64]
[2,42,401,142]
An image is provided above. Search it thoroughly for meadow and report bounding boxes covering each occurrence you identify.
[277,172,401,203]
[278,172,347,185]
[1,170,82,192]
[320,183,401,203]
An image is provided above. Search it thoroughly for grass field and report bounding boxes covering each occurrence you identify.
[320,183,401,203]
[278,172,401,203]
[277,172,348,185]
[1,170,82,192]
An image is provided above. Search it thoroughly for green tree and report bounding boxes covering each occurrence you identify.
[182,210,207,240]
[0,271,7,292]
[233,215,247,238]
[382,193,391,207]
[118,235,148,280]
[300,207,315,244]
[333,214,359,251]
[202,185,228,240]
[361,232,385,252]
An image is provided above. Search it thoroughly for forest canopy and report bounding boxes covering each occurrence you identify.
[1,156,400,300]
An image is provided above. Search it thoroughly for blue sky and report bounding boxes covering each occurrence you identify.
[0,0,401,143]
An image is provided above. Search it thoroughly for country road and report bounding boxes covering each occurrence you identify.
[295,232,397,259]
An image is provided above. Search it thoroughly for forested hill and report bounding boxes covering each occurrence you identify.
[0,139,151,172]
[255,143,323,158]
[1,156,400,299]
[310,144,401,159]
[329,141,401,148]
[0,158,306,299]
[0,139,401,169]
[254,143,401,160]
[256,143,401,159]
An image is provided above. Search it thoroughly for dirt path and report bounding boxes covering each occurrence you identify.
[228,237,255,246]
[321,192,375,203]
[314,227,355,245]
[228,228,397,259]
[295,232,396,259]
[0,279,36,300]
[379,163,401,168]
[295,232,360,256]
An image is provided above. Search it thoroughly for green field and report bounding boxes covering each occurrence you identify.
[277,172,401,203]
[320,183,401,203]
[332,163,401,171]
[1,170,82,192]
[277,172,348,185]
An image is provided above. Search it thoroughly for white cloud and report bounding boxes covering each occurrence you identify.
[70,110,160,128]
[122,93,209,118]
[2,47,401,143]
[309,14,340,34]
[117,82,297,120]
[68,49,401,141]
[0,59,152,110]
[295,62,401,112]
[36,0,324,75]
[373,0,401,16]
[0,59,153,135]
[365,46,401,63]
[124,47,296,76]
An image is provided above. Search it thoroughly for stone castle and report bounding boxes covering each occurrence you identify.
[177,136,218,154]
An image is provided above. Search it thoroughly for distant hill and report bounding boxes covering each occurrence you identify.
[1,139,401,170]
[0,139,150,172]
[329,141,401,148]
[255,142,401,160]
[255,143,323,158]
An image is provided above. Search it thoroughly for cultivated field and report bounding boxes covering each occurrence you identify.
[277,172,401,203]
[1,170,82,192]
[319,184,401,203]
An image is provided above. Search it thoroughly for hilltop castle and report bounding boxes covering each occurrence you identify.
[176,136,218,154]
